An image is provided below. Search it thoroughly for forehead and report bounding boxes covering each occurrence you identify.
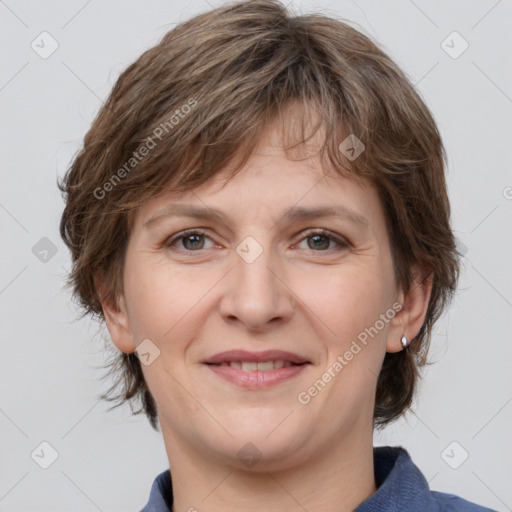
[133,143,384,238]
[132,112,384,232]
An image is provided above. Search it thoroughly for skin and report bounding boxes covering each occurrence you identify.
[101,122,432,512]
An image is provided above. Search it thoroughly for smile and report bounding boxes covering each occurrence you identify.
[205,361,310,388]
[213,360,298,370]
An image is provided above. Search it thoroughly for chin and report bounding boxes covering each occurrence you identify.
[205,422,311,471]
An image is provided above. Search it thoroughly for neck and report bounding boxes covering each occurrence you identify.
[162,425,377,512]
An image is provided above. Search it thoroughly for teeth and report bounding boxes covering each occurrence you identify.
[256,361,274,371]
[218,360,295,371]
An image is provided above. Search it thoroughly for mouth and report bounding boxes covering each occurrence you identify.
[208,360,306,371]
[202,349,310,365]
[202,350,311,388]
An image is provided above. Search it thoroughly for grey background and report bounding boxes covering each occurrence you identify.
[1,0,511,510]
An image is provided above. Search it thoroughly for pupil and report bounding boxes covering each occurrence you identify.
[309,235,328,250]
[184,234,203,250]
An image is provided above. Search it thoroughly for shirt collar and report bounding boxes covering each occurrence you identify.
[354,446,438,511]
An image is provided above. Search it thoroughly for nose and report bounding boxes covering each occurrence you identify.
[218,236,295,332]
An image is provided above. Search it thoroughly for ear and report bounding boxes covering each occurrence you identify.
[94,275,136,354]
[386,267,433,353]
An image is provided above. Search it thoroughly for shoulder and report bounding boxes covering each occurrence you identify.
[431,490,497,511]
[361,446,497,512]
[139,469,173,512]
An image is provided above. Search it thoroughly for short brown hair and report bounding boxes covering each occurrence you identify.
[59,0,459,430]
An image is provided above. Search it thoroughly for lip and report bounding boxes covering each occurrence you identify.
[202,349,310,365]
[202,349,311,389]
[206,363,309,389]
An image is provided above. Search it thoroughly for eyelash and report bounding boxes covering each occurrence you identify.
[164,228,350,254]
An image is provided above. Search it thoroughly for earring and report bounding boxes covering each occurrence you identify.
[400,335,408,349]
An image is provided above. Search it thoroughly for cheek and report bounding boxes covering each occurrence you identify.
[123,254,218,344]
[303,264,392,341]
[303,263,393,402]
[295,268,392,416]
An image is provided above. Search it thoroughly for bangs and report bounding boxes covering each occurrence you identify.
[111,60,374,217]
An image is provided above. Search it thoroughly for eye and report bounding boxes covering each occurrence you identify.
[164,228,350,254]
[165,229,215,252]
[295,229,350,252]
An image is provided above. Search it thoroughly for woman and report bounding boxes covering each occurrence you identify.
[59,1,496,510]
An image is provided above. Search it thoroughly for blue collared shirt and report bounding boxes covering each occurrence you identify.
[140,446,496,511]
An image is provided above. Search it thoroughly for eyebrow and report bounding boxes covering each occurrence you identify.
[144,203,369,229]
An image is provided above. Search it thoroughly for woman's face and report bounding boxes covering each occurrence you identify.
[105,131,412,471]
